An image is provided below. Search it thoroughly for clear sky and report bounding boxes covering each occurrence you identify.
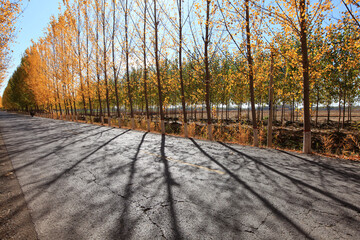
[1,0,62,96]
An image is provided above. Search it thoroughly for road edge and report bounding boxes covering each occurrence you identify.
[0,128,39,240]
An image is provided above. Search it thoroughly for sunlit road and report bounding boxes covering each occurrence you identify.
[0,111,359,240]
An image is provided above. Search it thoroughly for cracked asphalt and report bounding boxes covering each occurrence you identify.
[0,111,359,240]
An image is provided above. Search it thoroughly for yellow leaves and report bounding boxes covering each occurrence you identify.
[0,0,22,83]
[2,0,359,118]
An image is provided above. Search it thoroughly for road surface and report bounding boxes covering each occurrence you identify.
[0,111,359,239]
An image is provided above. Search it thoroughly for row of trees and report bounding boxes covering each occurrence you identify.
[0,0,23,84]
[3,0,360,153]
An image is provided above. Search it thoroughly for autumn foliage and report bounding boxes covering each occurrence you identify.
[0,0,22,84]
[2,0,360,156]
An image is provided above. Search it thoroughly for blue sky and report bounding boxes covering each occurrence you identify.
[1,0,62,96]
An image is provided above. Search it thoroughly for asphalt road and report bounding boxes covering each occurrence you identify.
[0,111,359,240]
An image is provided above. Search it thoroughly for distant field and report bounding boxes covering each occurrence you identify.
[164,108,360,123]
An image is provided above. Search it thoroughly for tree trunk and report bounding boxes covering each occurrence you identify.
[57,91,62,117]
[342,93,346,128]
[221,103,224,122]
[112,0,121,127]
[190,105,193,120]
[69,98,74,120]
[63,98,68,120]
[239,103,242,121]
[204,0,213,140]
[338,99,341,130]
[296,105,299,122]
[73,98,77,122]
[154,0,165,134]
[194,106,197,121]
[267,53,274,148]
[142,0,150,131]
[226,101,229,120]
[349,103,352,122]
[103,0,110,122]
[300,0,311,153]
[201,102,204,120]
[281,101,285,125]
[77,2,87,117]
[292,97,295,122]
[245,0,258,146]
[95,3,103,124]
[247,102,250,121]
[84,3,93,122]
[315,98,319,127]
[178,0,188,136]
[125,0,135,129]
[288,102,291,121]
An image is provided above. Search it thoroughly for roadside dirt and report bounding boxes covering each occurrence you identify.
[0,132,38,240]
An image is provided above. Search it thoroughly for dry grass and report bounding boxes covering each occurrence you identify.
[188,122,196,138]
[14,111,360,160]
[320,134,334,154]
[237,124,251,144]
[343,134,360,156]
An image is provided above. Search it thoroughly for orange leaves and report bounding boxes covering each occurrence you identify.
[0,0,22,84]
[1,0,359,124]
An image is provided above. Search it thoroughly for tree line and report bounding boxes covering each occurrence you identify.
[2,0,360,153]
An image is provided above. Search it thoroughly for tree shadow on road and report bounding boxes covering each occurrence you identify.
[277,149,360,181]
[2,123,102,159]
[26,129,131,204]
[45,129,130,186]
[189,138,314,240]
[7,123,96,147]
[116,132,148,238]
[0,121,89,148]
[12,127,111,172]
[113,134,183,239]
[160,134,182,239]
[217,141,360,214]
[106,133,183,239]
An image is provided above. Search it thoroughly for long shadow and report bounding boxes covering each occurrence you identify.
[4,124,103,156]
[24,130,131,205]
[218,142,360,213]
[277,149,360,181]
[41,129,131,188]
[13,127,111,172]
[0,113,71,129]
[189,138,314,240]
[23,129,130,206]
[2,124,96,151]
[161,134,182,239]
[116,132,148,238]
[112,132,148,178]
[0,122,73,135]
